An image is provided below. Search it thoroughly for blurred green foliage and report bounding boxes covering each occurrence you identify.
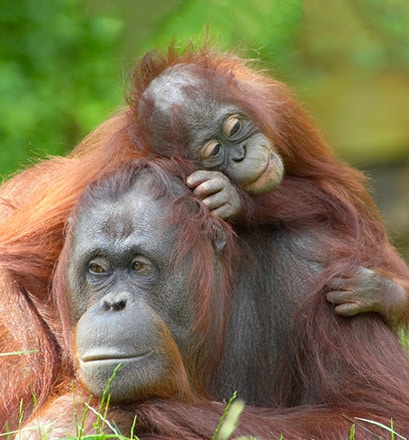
[151,0,303,76]
[1,0,409,178]
[349,0,409,71]
[299,0,409,74]
[0,0,124,177]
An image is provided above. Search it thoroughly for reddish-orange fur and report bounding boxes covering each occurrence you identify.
[1,42,409,437]
[18,162,409,440]
[0,113,139,426]
[131,43,409,299]
[17,159,409,439]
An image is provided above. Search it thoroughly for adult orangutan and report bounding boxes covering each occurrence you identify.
[17,160,409,439]
[0,42,408,429]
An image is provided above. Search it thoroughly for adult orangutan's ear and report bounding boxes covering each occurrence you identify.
[212,223,226,256]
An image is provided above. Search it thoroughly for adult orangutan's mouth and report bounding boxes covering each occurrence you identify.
[80,349,153,363]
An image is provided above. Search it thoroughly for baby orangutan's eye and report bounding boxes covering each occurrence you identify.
[201,140,222,159]
[223,115,241,137]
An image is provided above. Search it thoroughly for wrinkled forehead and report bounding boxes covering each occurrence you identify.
[74,200,163,252]
[71,175,183,252]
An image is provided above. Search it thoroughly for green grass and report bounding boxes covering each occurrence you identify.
[9,388,248,440]
[2,356,407,439]
[6,393,407,440]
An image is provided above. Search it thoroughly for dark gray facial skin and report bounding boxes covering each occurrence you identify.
[67,175,209,402]
[140,64,284,196]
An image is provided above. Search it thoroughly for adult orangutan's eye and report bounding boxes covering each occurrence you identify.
[132,260,145,271]
[131,257,153,274]
[201,140,222,159]
[88,257,110,275]
[88,262,105,274]
[223,115,241,137]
